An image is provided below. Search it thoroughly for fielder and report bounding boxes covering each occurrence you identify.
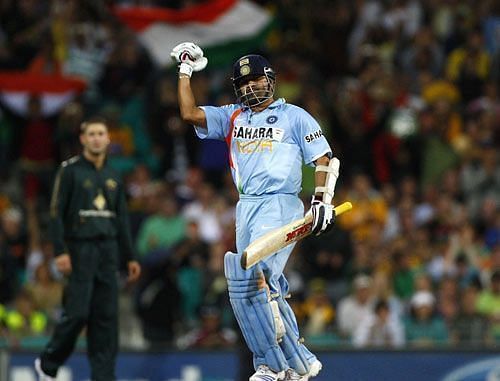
[171,42,336,381]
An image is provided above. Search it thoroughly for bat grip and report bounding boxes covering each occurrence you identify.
[334,201,353,216]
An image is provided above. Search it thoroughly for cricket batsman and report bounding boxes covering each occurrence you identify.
[171,42,336,381]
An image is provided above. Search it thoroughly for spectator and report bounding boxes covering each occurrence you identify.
[460,143,500,220]
[450,287,491,345]
[353,299,405,348]
[23,262,63,323]
[136,260,180,349]
[176,306,237,350]
[2,290,47,347]
[337,274,375,339]
[136,197,186,260]
[404,291,449,347]
[446,28,491,103]
[19,95,57,204]
[182,182,223,244]
[476,270,500,341]
[337,173,388,241]
[302,278,336,339]
[0,206,27,276]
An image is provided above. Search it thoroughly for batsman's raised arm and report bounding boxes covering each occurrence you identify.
[171,42,208,128]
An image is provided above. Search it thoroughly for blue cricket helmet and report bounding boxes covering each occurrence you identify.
[232,54,276,108]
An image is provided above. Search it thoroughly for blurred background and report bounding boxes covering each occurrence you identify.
[0,0,499,380]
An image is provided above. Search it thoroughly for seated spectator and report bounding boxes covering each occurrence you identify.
[353,299,405,348]
[302,278,336,339]
[453,253,481,290]
[476,270,500,341]
[176,306,237,350]
[445,28,491,103]
[24,200,60,283]
[2,290,47,348]
[171,222,212,327]
[404,291,449,347]
[337,173,388,242]
[451,287,491,345]
[125,164,157,213]
[460,144,500,220]
[337,274,375,339]
[182,182,223,244]
[24,262,63,322]
[136,197,186,260]
[392,250,417,301]
[136,261,181,349]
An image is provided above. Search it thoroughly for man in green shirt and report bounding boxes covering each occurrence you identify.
[476,270,500,340]
[35,117,141,381]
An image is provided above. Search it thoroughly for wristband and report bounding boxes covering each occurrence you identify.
[179,62,193,78]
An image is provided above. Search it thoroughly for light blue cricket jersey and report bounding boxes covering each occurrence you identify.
[194,98,332,195]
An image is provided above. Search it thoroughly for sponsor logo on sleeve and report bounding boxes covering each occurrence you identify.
[304,130,323,143]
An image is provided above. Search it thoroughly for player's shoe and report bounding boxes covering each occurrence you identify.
[309,360,322,377]
[285,360,323,380]
[34,358,56,381]
[249,365,286,381]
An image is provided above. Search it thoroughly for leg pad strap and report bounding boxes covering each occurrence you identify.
[277,296,317,375]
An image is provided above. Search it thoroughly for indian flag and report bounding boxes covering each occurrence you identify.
[0,72,86,117]
[113,0,275,68]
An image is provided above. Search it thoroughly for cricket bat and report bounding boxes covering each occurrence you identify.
[241,201,352,270]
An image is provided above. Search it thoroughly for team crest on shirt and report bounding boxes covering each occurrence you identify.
[106,179,117,190]
[304,129,323,143]
[266,115,278,124]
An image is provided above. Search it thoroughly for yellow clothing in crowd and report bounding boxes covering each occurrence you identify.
[338,194,388,241]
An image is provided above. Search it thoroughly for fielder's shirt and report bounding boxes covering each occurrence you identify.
[195,98,332,195]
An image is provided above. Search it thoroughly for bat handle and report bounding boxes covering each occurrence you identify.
[334,201,353,216]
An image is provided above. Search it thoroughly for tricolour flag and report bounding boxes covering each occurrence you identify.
[113,0,275,68]
[0,72,86,117]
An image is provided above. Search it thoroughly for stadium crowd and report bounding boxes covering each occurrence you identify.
[0,0,499,351]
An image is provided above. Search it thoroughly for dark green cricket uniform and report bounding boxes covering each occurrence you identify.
[40,155,135,381]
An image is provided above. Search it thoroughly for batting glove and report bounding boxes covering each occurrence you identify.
[310,196,335,236]
[170,42,208,78]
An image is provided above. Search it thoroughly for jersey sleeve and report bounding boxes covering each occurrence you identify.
[194,104,240,140]
[49,163,72,256]
[292,107,332,166]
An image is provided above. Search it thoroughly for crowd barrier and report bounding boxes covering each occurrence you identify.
[1,349,500,381]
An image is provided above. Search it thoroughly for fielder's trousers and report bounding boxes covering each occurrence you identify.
[40,239,119,381]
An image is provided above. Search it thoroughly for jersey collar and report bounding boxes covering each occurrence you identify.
[268,98,285,109]
[80,153,108,170]
[241,98,285,111]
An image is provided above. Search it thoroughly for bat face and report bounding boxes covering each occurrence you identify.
[241,214,313,270]
[286,222,312,242]
[241,201,352,270]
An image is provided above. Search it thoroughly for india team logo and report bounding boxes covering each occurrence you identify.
[266,115,278,124]
[240,65,251,76]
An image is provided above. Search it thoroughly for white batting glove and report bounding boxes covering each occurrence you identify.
[310,197,335,236]
[170,42,208,78]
